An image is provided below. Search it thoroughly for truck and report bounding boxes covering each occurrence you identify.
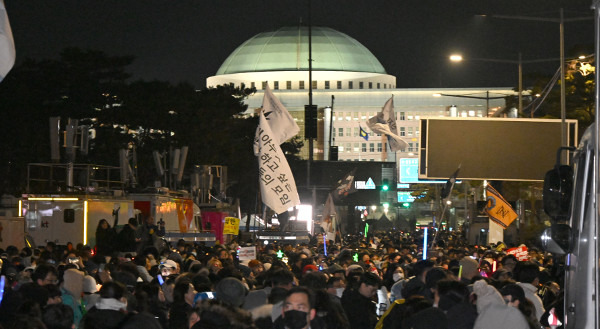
[18,162,215,249]
[540,2,599,327]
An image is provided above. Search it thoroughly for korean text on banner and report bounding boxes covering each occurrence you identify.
[238,246,256,262]
[485,184,518,229]
[506,246,529,261]
[223,217,240,235]
[255,112,301,214]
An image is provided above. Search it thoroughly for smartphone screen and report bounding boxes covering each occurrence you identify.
[157,274,164,286]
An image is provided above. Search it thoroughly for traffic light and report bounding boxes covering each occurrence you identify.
[401,202,411,208]
[381,179,389,191]
[304,105,317,139]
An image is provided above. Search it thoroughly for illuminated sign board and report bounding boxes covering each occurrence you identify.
[355,177,376,190]
[400,158,460,184]
[398,191,416,203]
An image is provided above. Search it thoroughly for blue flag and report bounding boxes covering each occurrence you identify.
[359,126,369,141]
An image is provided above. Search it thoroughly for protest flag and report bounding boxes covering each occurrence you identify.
[254,111,300,213]
[0,0,15,82]
[253,84,299,155]
[440,165,461,199]
[332,168,357,200]
[321,193,338,242]
[359,125,369,141]
[367,97,407,151]
[485,184,518,229]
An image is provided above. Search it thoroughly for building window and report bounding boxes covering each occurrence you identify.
[251,82,255,89]
[312,81,317,89]
[362,143,367,152]
[400,112,405,120]
[354,127,359,137]
[337,81,342,89]
[354,143,360,152]
[416,127,420,136]
[400,127,406,136]
[408,127,413,136]
[299,81,305,89]
[325,81,330,89]
[261,81,268,90]
[274,81,279,90]
[368,82,373,89]
[384,84,387,89]
[346,128,351,137]
[353,112,359,120]
[346,143,351,152]
[286,81,292,89]
[409,143,414,152]
[359,82,364,89]
[369,143,375,152]
[377,143,382,152]
[377,83,380,89]
[338,146,344,152]
[348,81,353,89]
[240,83,245,89]
[338,128,343,137]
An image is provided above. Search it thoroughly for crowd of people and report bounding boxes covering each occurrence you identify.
[0,217,565,329]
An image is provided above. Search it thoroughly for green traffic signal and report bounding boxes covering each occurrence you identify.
[381,178,389,191]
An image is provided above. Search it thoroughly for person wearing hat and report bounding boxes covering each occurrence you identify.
[159,259,178,277]
[215,277,248,308]
[458,256,479,284]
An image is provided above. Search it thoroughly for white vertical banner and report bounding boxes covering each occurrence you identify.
[253,84,300,155]
[255,111,300,214]
[321,193,337,241]
[0,0,15,82]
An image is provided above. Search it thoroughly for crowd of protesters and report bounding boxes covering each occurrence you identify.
[0,218,565,329]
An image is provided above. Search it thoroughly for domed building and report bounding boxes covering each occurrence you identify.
[207,25,515,164]
[207,26,395,90]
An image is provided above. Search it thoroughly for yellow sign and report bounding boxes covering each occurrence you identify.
[223,217,240,235]
[485,185,518,229]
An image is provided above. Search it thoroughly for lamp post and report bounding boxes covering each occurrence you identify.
[480,9,593,162]
[449,54,558,116]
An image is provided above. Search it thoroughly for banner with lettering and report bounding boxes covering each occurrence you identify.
[485,184,518,229]
[506,246,529,261]
[223,217,240,235]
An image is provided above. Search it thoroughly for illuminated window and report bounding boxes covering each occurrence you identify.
[346,128,351,137]
[354,127,359,137]
[346,143,351,152]
[354,143,360,152]
[408,127,413,136]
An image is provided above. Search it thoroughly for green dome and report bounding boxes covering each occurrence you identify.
[216,26,387,75]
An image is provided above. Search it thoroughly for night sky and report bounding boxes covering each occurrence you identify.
[5,0,595,89]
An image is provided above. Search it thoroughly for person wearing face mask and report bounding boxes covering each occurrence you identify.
[382,262,404,291]
[273,286,325,329]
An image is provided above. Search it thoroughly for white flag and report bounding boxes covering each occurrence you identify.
[255,111,300,214]
[321,193,337,241]
[367,97,407,151]
[253,84,299,155]
[0,0,15,82]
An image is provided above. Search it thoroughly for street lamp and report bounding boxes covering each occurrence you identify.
[479,9,593,162]
[449,53,558,117]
